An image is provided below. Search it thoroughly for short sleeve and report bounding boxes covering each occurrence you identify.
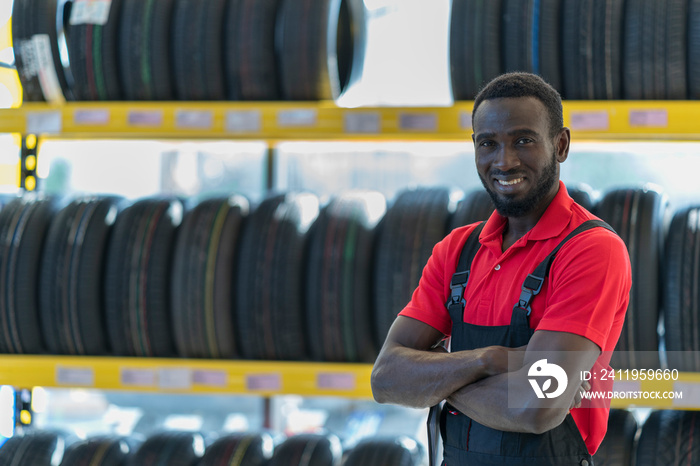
[535,228,632,351]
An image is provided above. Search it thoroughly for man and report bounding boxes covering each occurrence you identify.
[371,72,631,465]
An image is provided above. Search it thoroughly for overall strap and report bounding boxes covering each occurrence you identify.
[445,222,486,321]
[513,219,616,317]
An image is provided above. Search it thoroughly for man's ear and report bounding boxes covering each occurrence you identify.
[555,128,571,163]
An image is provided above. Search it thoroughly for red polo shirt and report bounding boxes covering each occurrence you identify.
[399,181,632,454]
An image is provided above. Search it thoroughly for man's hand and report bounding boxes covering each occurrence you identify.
[570,380,591,410]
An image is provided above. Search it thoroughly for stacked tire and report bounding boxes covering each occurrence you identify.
[12,0,366,102]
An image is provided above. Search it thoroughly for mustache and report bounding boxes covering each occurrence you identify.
[490,169,526,178]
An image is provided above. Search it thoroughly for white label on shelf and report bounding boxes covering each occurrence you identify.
[176,110,213,129]
[74,109,110,125]
[246,374,281,391]
[344,112,380,133]
[317,373,356,390]
[158,368,192,390]
[128,110,163,127]
[226,110,262,133]
[32,34,64,104]
[26,111,62,134]
[193,370,227,387]
[459,111,471,130]
[56,367,94,386]
[277,109,318,128]
[672,382,700,407]
[70,0,112,25]
[399,113,437,131]
[120,368,156,387]
[629,110,668,127]
[570,111,610,131]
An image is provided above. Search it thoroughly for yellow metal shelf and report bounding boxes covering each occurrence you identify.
[0,101,697,141]
[0,355,373,399]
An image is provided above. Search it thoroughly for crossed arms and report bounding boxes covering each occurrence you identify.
[370,316,599,434]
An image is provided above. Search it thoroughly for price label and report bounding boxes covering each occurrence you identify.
[159,368,192,390]
[70,0,112,25]
[277,109,318,128]
[120,368,156,387]
[176,110,214,129]
[459,111,471,130]
[569,111,610,131]
[26,111,62,134]
[128,110,163,127]
[246,374,281,391]
[317,373,356,390]
[344,112,380,133]
[226,110,262,133]
[399,113,437,131]
[193,370,227,387]
[629,110,668,127]
[74,109,110,125]
[56,367,94,386]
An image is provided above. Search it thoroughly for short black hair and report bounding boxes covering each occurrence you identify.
[472,72,564,138]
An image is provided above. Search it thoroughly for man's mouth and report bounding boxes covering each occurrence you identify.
[496,177,524,186]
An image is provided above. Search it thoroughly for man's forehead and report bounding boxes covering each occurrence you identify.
[473,97,548,131]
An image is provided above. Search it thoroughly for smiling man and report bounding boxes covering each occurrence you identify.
[371,72,632,465]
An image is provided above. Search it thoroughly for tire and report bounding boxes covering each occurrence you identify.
[12,0,74,102]
[663,206,700,371]
[0,197,59,354]
[171,196,248,359]
[449,189,495,231]
[198,433,273,466]
[277,0,365,100]
[119,0,176,100]
[60,436,134,466]
[688,0,700,98]
[344,436,424,466]
[450,0,504,100]
[596,186,668,369]
[39,197,121,356]
[636,410,700,466]
[131,432,205,466]
[268,434,342,466]
[0,432,67,465]
[224,0,283,100]
[373,188,456,350]
[236,193,319,360]
[172,0,227,100]
[104,199,182,357]
[65,0,122,100]
[592,409,637,466]
[306,192,385,362]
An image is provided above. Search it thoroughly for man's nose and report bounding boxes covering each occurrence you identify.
[492,146,521,171]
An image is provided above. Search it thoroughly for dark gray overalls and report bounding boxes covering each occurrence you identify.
[431,219,613,466]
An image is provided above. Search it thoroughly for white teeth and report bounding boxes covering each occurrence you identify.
[497,178,523,186]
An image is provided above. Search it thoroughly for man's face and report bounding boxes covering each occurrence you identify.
[472,97,566,218]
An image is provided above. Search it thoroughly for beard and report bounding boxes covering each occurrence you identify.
[478,151,558,218]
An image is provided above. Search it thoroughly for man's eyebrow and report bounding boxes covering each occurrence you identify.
[475,129,540,141]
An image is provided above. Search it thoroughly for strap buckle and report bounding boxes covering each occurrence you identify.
[515,274,544,316]
[446,271,469,309]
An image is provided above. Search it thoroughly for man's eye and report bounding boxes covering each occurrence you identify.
[516,138,533,145]
[479,140,494,147]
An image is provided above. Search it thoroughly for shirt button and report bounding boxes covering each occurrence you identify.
[495,264,501,271]
[580,460,589,466]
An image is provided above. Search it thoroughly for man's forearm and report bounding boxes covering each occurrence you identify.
[446,368,574,434]
[371,346,492,409]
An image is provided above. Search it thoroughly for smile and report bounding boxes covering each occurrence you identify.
[496,178,524,186]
